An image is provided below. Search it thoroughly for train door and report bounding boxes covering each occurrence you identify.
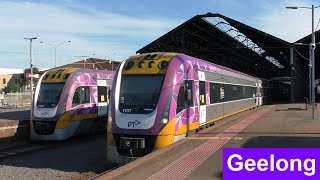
[198,71,206,125]
[256,80,262,106]
[97,79,108,117]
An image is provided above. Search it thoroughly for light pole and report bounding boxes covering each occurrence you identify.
[106,53,116,71]
[74,54,95,68]
[24,37,37,123]
[287,5,320,120]
[40,41,71,67]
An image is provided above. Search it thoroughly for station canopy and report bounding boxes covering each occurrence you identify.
[137,13,293,79]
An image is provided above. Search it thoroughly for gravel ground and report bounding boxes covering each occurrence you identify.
[0,136,118,180]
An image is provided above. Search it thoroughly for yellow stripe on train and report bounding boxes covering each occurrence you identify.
[42,68,78,83]
[55,112,97,129]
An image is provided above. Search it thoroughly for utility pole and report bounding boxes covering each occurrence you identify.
[24,37,37,123]
[286,5,319,120]
[40,40,71,67]
[311,5,316,120]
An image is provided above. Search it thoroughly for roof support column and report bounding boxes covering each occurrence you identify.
[290,46,296,103]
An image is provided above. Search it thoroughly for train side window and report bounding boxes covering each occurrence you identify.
[185,80,193,107]
[176,83,186,114]
[72,86,90,107]
[176,81,194,114]
[210,83,220,104]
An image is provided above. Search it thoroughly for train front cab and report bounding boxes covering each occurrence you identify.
[107,53,177,164]
[31,68,113,140]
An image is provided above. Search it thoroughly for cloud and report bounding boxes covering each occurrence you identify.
[0,1,181,68]
[253,0,320,42]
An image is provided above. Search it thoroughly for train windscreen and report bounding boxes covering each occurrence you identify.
[119,74,164,114]
[37,83,65,108]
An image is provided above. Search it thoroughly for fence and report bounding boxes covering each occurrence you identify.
[1,92,31,108]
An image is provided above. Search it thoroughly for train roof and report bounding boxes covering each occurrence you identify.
[176,53,257,80]
[131,52,258,80]
[41,68,114,83]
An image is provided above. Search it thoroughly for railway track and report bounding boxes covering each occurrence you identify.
[0,142,56,160]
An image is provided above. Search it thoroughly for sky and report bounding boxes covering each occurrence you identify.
[0,0,320,69]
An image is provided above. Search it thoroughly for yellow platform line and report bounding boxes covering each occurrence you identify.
[185,137,244,140]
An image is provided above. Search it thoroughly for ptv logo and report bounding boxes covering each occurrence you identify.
[128,120,141,128]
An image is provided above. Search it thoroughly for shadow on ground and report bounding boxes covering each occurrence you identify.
[242,136,320,148]
[0,109,30,121]
[0,136,118,174]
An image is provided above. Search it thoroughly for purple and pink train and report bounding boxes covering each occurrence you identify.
[31,68,114,140]
[106,52,289,164]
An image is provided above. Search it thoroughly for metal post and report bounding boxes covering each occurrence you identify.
[311,5,316,120]
[40,41,71,68]
[309,44,312,103]
[290,46,295,103]
[112,61,113,71]
[286,5,318,119]
[30,39,34,125]
[54,47,57,68]
[24,37,37,124]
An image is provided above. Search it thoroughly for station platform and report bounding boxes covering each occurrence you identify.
[97,103,320,180]
[0,108,30,143]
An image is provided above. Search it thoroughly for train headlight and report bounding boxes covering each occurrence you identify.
[43,74,49,80]
[158,60,168,69]
[148,61,155,68]
[124,61,134,70]
[162,118,168,124]
[63,73,70,80]
[138,61,145,68]
[159,93,172,131]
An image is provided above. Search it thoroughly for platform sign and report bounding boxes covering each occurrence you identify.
[224,148,320,180]
[97,79,107,86]
[25,73,39,79]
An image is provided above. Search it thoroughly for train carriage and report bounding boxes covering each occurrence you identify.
[31,68,115,140]
[107,52,261,164]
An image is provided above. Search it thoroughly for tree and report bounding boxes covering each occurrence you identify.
[2,84,19,93]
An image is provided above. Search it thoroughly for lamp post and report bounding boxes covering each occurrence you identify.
[24,37,37,123]
[40,41,71,67]
[287,5,320,120]
[106,53,116,71]
[74,54,95,68]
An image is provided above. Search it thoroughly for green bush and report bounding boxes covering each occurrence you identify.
[2,84,20,93]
